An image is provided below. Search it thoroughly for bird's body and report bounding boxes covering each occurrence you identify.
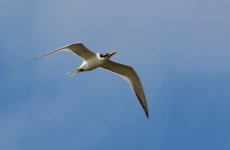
[28,43,149,118]
[80,53,107,71]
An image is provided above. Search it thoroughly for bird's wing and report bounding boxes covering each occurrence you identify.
[27,43,96,63]
[101,60,149,118]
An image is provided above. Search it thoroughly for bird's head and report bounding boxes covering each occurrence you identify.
[99,52,117,60]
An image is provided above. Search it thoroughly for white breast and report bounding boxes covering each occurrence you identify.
[83,54,106,70]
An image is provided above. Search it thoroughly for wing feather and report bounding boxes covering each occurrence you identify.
[101,60,149,118]
[27,43,96,63]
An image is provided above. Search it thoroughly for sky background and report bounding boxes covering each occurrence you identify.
[0,0,230,149]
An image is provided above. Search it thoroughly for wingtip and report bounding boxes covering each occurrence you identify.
[145,112,149,119]
[26,58,38,64]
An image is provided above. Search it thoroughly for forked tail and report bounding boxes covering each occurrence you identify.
[65,68,83,77]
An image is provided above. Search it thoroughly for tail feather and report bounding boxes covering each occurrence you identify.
[65,68,82,77]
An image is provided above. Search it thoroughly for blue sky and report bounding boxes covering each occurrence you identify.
[0,0,230,149]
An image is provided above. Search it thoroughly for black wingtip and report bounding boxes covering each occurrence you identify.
[26,56,43,63]
[145,112,149,119]
[26,59,36,64]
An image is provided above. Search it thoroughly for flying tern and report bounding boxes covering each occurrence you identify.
[28,43,149,118]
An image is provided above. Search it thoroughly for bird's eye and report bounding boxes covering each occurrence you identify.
[99,54,108,58]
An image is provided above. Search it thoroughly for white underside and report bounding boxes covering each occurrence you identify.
[81,53,107,71]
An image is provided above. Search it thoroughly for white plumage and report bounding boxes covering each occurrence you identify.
[28,43,149,118]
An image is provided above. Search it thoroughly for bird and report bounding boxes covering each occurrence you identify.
[28,43,149,118]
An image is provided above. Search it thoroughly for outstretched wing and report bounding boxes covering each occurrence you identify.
[101,60,149,118]
[27,43,96,63]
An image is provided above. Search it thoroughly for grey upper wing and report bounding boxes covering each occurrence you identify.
[101,60,149,118]
[66,43,96,60]
[27,43,96,63]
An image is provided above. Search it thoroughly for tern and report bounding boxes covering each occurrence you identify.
[28,43,149,118]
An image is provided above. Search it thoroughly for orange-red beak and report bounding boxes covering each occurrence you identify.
[108,52,117,57]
